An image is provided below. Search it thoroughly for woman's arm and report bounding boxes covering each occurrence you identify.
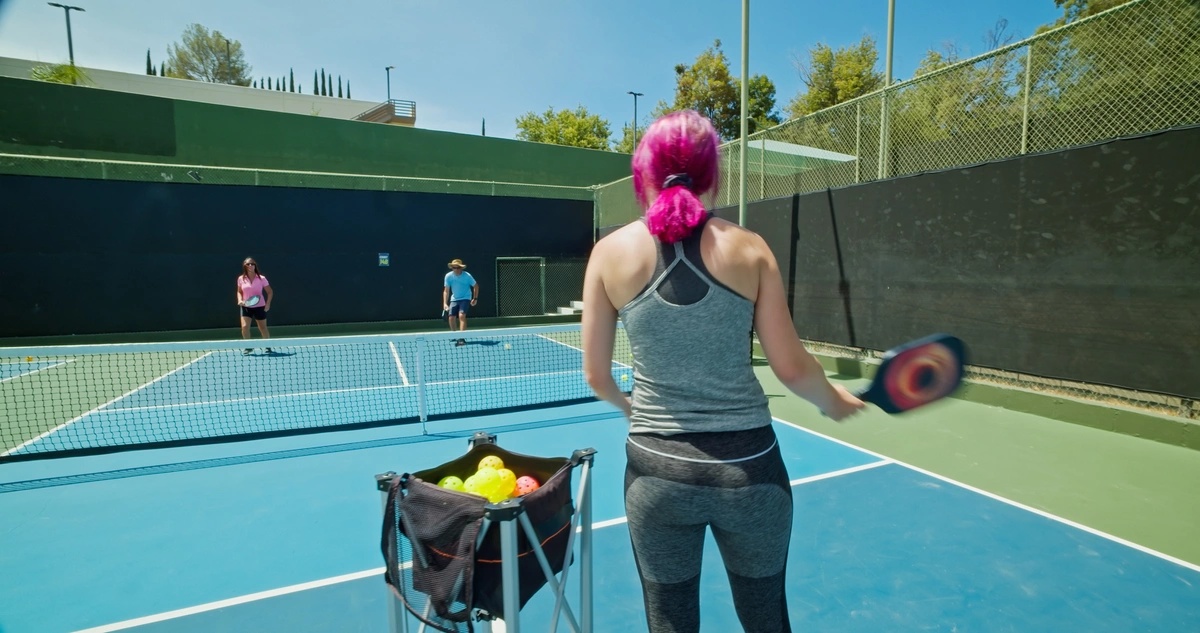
[264,284,274,311]
[752,235,863,421]
[235,279,244,306]
[581,244,632,419]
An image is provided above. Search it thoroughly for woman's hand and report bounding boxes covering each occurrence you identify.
[822,385,866,422]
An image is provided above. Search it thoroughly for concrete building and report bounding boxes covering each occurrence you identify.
[0,56,416,126]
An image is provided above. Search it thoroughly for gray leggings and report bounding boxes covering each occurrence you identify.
[624,426,793,633]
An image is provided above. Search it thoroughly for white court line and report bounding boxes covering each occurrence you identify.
[0,358,72,384]
[104,383,413,413]
[432,369,584,386]
[388,341,411,386]
[103,370,585,413]
[77,459,875,632]
[772,416,1200,574]
[72,567,385,633]
[2,352,214,457]
[535,333,634,370]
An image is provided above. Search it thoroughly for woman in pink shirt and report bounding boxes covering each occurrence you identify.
[236,257,274,355]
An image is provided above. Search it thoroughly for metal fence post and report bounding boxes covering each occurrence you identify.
[855,102,862,183]
[877,89,890,180]
[1021,44,1034,155]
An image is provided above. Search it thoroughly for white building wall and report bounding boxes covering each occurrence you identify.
[0,56,393,122]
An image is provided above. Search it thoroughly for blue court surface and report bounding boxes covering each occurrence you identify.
[1,403,1198,632]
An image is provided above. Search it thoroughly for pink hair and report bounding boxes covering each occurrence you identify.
[631,110,720,243]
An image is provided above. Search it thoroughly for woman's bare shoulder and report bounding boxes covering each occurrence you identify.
[593,221,649,255]
[706,217,770,256]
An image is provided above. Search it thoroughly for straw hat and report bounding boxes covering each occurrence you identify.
[447,258,467,269]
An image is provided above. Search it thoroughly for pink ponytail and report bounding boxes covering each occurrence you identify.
[631,110,721,243]
[645,186,708,243]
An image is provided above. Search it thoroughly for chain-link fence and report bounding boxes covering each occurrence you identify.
[0,153,595,201]
[495,257,588,317]
[595,0,1200,229]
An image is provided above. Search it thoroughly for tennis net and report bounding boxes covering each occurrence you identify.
[0,324,632,462]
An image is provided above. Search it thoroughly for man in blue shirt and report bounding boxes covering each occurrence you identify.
[443,258,479,346]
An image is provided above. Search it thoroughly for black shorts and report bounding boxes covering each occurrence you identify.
[447,299,471,317]
[241,306,268,321]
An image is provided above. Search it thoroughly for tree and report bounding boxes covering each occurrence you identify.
[165,24,252,85]
[289,69,295,93]
[321,69,327,96]
[612,123,637,154]
[515,106,612,150]
[655,40,782,140]
[1051,0,1133,24]
[746,74,783,134]
[313,70,318,95]
[30,63,89,85]
[338,76,343,98]
[787,35,884,119]
[145,49,153,75]
[346,81,351,99]
[1025,0,1195,133]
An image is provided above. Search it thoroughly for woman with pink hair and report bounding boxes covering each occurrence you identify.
[583,110,863,632]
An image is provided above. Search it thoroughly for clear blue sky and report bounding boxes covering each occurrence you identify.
[0,0,1063,140]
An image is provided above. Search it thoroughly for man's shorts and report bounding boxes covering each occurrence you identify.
[447,299,471,317]
[241,306,268,321]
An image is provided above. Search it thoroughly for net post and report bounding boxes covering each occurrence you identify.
[375,472,409,633]
[416,337,429,433]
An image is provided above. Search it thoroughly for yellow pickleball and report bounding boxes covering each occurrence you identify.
[462,475,486,498]
[504,343,512,350]
[478,455,505,471]
[470,467,503,502]
[496,468,517,499]
[437,475,465,492]
[26,356,34,362]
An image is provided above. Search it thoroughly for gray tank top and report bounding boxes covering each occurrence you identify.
[619,216,772,435]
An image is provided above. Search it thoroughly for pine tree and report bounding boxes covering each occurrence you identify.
[337,76,343,98]
[146,49,153,75]
[346,81,351,99]
[289,69,294,92]
[321,69,327,96]
[252,79,257,88]
[313,70,318,95]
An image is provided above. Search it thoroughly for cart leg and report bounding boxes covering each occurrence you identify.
[377,473,410,633]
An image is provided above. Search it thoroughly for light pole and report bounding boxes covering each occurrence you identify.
[739,0,748,226]
[219,36,231,84]
[627,91,643,150]
[47,3,85,67]
[385,65,395,102]
[878,0,895,179]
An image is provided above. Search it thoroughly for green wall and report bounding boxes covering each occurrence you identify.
[0,76,630,187]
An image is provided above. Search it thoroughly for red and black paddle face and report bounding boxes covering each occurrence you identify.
[859,334,966,414]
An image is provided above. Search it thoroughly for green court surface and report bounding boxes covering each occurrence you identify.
[757,363,1200,568]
